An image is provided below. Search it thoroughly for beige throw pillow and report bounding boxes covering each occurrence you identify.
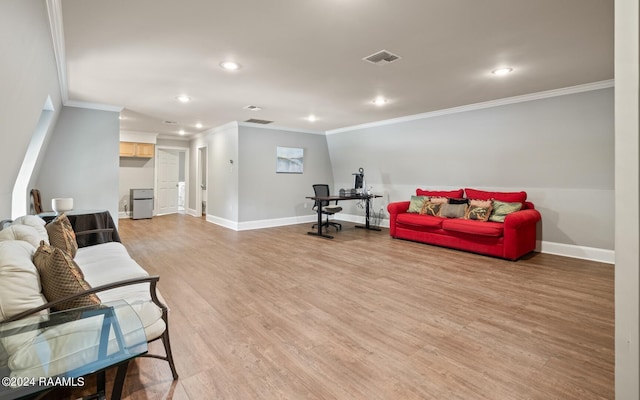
[46,213,78,258]
[420,201,442,216]
[464,200,493,222]
[429,197,448,205]
[490,200,523,222]
[32,242,101,311]
[407,196,428,213]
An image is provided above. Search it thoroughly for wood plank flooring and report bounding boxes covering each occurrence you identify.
[56,214,614,399]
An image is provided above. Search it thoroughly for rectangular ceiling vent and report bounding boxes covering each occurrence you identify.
[243,105,263,111]
[363,50,401,65]
[244,118,273,125]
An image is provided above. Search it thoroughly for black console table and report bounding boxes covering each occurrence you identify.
[39,210,121,248]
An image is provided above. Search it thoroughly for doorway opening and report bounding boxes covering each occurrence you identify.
[155,146,189,216]
[197,146,208,218]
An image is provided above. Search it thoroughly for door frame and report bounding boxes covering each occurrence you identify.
[196,145,208,217]
[154,145,189,216]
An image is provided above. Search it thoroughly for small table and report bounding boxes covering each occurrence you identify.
[39,210,121,247]
[0,301,147,400]
[306,193,382,239]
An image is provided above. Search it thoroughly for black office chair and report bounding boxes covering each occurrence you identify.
[312,184,343,231]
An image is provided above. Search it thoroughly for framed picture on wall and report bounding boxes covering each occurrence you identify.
[276,146,304,173]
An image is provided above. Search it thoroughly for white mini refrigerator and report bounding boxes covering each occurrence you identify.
[130,189,154,219]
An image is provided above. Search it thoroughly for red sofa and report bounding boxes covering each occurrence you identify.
[387,188,541,260]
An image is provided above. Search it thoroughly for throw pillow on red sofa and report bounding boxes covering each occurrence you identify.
[416,188,464,198]
[464,188,527,205]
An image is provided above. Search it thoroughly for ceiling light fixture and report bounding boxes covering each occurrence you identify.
[179,129,186,135]
[195,123,203,129]
[492,67,513,76]
[177,95,191,103]
[307,115,317,122]
[373,97,387,106]
[220,61,240,71]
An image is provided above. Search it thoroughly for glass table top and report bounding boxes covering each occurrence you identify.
[0,300,147,400]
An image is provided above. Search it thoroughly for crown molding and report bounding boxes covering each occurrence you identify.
[156,134,190,141]
[64,100,123,112]
[190,121,239,140]
[46,0,67,103]
[326,79,615,135]
[47,0,123,114]
[237,121,325,135]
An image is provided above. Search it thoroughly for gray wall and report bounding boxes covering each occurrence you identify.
[36,106,120,224]
[119,157,154,213]
[157,138,189,148]
[207,123,239,221]
[327,88,614,250]
[237,126,333,222]
[0,0,62,217]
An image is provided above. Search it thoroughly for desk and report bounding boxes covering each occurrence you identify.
[0,301,147,400]
[39,210,121,248]
[306,194,382,239]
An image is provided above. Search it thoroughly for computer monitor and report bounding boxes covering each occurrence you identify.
[354,175,363,189]
[353,167,364,189]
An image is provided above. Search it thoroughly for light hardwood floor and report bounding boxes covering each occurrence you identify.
[58,214,614,400]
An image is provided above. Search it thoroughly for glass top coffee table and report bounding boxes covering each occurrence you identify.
[0,301,147,400]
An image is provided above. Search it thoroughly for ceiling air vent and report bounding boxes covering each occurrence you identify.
[363,50,401,65]
[243,105,263,111]
[244,118,273,125]
[162,120,178,125]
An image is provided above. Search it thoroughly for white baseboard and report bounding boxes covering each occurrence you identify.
[186,208,198,217]
[537,241,614,264]
[202,213,614,264]
[206,214,238,230]
[205,214,317,231]
[118,211,130,219]
[237,215,316,231]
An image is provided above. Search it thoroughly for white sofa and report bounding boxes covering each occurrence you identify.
[0,215,178,382]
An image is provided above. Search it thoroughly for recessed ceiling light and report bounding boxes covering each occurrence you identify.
[220,61,240,71]
[373,97,387,106]
[179,129,185,135]
[177,95,191,103]
[195,123,203,129]
[492,67,513,76]
[307,115,317,122]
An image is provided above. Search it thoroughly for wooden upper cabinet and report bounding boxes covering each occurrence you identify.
[119,142,137,157]
[135,143,155,158]
[119,142,155,158]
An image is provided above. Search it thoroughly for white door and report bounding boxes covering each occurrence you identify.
[157,149,179,215]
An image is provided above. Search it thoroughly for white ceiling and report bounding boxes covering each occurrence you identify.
[58,0,613,137]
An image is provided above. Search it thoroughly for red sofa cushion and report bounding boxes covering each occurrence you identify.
[442,219,504,237]
[416,188,464,198]
[464,188,527,205]
[396,213,444,229]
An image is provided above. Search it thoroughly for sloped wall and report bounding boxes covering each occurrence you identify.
[0,0,62,217]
